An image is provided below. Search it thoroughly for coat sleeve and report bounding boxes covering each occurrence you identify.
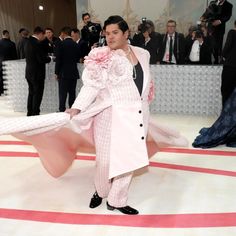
[71,67,105,111]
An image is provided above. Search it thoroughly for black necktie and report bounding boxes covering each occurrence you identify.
[169,36,173,63]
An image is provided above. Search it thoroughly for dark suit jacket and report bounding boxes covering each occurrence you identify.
[77,39,89,59]
[55,38,80,80]
[157,32,186,64]
[0,38,17,62]
[222,29,236,68]
[24,36,51,80]
[16,37,28,59]
[132,31,161,64]
[41,36,59,54]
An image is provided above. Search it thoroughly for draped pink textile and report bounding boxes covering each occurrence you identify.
[0,112,188,178]
[0,46,188,178]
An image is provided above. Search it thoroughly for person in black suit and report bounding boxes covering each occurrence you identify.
[81,13,102,50]
[41,28,59,55]
[132,20,161,64]
[221,20,236,106]
[185,30,213,65]
[0,30,17,94]
[24,26,51,116]
[157,20,185,64]
[55,26,81,112]
[16,28,29,59]
[71,28,89,63]
[201,0,233,64]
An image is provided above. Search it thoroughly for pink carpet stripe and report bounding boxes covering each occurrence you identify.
[0,208,236,228]
[0,151,236,177]
[150,162,236,177]
[0,151,39,157]
[0,140,30,145]
[159,147,236,157]
[1,140,236,156]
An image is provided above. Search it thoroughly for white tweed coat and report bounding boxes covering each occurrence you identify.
[71,45,151,178]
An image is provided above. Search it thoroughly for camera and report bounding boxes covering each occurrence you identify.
[201,1,221,33]
[87,21,97,33]
[202,1,220,23]
[83,21,102,47]
[141,17,147,23]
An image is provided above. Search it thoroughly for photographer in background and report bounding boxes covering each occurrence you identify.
[81,13,102,50]
[201,0,233,64]
[185,29,213,65]
[132,18,161,64]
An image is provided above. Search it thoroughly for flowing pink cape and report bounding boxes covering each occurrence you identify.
[0,110,188,178]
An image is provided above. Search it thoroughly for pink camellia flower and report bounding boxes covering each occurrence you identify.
[148,79,155,103]
[84,46,112,69]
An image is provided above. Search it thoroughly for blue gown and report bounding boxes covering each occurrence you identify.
[192,89,236,148]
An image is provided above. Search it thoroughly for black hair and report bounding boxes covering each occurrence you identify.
[195,30,204,38]
[45,27,54,32]
[71,28,80,34]
[82,12,90,20]
[103,15,129,33]
[33,26,44,34]
[2,30,9,35]
[140,24,149,33]
[19,28,26,33]
[60,26,71,36]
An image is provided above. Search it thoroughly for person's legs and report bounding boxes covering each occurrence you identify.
[58,79,68,112]
[94,108,112,198]
[68,79,77,108]
[26,78,34,116]
[212,32,224,64]
[32,79,45,115]
[107,172,133,207]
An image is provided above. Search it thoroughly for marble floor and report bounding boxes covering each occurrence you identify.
[0,96,236,236]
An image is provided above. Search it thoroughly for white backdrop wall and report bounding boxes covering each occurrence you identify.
[76,0,235,37]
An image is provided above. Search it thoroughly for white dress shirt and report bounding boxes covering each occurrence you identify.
[162,34,176,64]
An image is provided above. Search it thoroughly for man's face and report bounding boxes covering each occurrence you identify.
[166,22,176,35]
[71,31,80,42]
[45,30,53,40]
[38,32,46,41]
[3,33,10,39]
[105,23,128,50]
[83,15,91,25]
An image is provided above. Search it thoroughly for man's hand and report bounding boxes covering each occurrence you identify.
[212,20,221,26]
[65,108,81,119]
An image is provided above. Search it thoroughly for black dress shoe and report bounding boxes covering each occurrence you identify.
[89,192,102,208]
[106,202,139,215]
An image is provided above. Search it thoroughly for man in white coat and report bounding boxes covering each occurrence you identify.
[0,15,187,215]
[66,15,152,215]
